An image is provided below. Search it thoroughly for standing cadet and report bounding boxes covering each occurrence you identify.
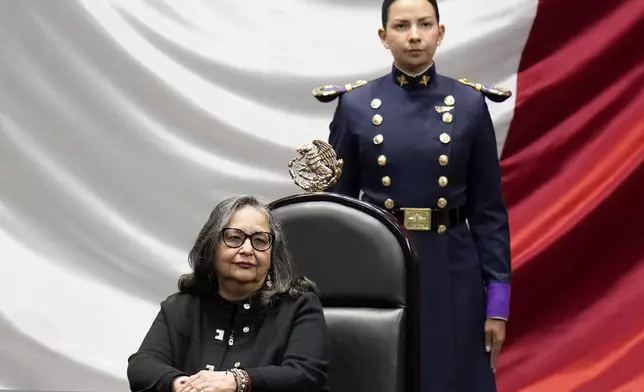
[310,0,512,391]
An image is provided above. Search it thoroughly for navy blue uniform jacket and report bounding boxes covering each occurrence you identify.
[325,64,511,392]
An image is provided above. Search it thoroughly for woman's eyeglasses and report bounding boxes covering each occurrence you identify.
[221,228,274,252]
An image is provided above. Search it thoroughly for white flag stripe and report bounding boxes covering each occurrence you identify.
[0,231,158,379]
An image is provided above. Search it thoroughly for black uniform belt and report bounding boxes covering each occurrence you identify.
[391,205,467,232]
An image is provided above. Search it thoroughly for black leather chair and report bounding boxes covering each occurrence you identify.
[268,192,420,392]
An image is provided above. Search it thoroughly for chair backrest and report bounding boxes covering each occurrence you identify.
[268,193,419,392]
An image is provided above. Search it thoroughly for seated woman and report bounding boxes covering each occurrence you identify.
[127,195,330,392]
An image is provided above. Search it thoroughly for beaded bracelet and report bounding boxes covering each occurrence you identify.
[229,368,251,392]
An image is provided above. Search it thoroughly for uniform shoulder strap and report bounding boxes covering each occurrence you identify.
[458,78,512,103]
[311,80,368,103]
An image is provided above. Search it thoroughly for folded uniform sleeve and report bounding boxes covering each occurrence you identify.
[244,293,331,392]
[466,96,512,321]
[127,305,188,392]
[327,95,361,198]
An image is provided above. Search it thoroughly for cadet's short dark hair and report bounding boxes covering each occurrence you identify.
[381,0,440,28]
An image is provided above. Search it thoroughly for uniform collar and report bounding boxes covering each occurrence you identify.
[391,63,437,90]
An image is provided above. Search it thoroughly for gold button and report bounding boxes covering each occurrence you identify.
[384,198,395,209]
[373,134,384,145]
[234,362,241,368]
[437,225,447,235]
[439,155,449,166]
[371,98,382,109]
[438,176,448,187]
[444,95,455,106]
[437,198,448,209]
[442,112,453,123]
[439,133,451,144]
[382,176,391,187]
[377,155,387,166]
[372,114,383,126]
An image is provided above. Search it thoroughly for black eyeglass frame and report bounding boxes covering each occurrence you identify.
[220,227,275,252]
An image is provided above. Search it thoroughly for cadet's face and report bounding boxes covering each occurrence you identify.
[215,206,272,288]
[379,0,445,73]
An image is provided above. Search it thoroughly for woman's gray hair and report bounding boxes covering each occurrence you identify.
[178,195,318,306]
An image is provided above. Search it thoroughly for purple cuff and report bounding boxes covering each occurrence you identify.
[486,282,511,320]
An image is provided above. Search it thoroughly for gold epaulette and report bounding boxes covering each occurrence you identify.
[458,78,512,103]
[312,80,368,103]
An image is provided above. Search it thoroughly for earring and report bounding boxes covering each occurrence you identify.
[266,273,273,288]
[437,40,442,46]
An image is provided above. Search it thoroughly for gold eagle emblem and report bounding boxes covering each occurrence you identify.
[288,140,344,192]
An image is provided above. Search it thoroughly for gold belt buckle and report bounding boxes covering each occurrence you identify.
[400,208,432,231]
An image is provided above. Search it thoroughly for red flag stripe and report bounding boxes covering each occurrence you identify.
[498,0,644,390]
